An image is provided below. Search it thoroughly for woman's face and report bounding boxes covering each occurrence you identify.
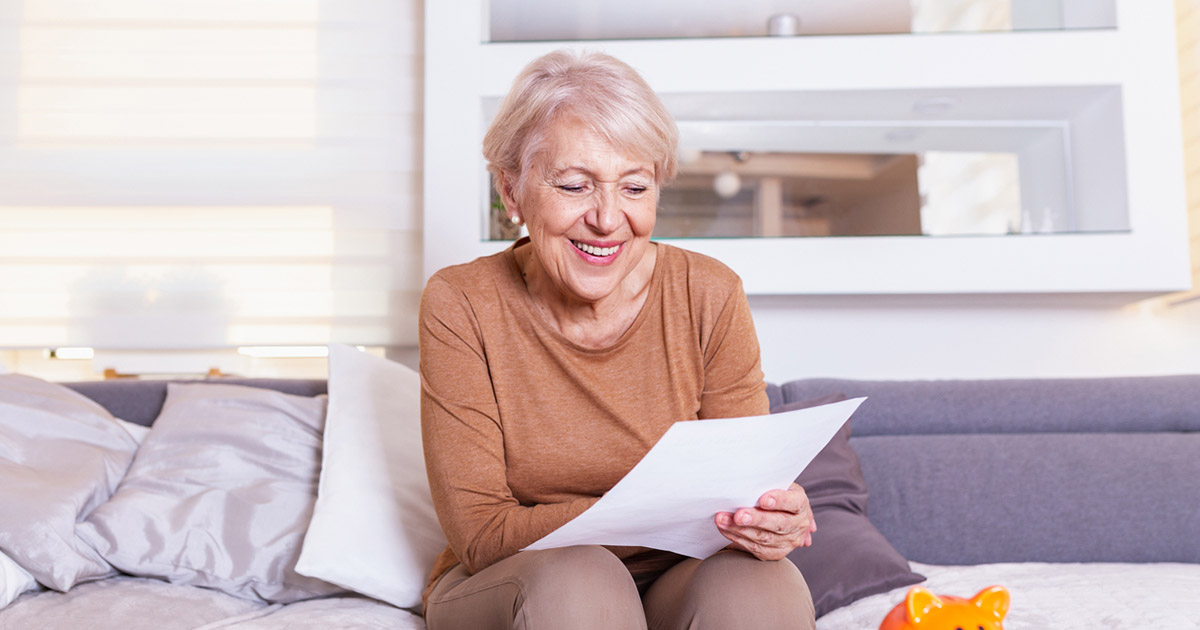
[504,116,658,306]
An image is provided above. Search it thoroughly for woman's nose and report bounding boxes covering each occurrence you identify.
[586,187,621,234]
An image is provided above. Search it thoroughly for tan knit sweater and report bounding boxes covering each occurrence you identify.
[418,239,768,595]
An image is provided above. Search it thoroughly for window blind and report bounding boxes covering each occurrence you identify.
[0,0,422,350]
[1178,0,1200,287]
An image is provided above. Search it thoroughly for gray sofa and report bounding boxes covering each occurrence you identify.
[3,374,1198,629]
[770,376,1200,629]
[769,375,1200,566]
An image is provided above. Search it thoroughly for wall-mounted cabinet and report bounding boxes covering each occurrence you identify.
[424,0,1190,295]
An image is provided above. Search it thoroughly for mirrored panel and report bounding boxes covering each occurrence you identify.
[481,84,1129,240]
[487,0,1116,42]
[655,151,1025,238]
[487,151,1032,239]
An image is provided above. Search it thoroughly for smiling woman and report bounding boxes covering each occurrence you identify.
[419,50,817,630]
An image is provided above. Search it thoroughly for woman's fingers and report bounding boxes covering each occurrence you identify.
[733,485,815,534]
[715,516,798,561]
[722,518,810,548]
[715,511,812,559]
[713,484,817,560]
[731,507,806,535]
[757,483,808,513]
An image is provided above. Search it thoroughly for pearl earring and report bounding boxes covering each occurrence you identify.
[510,215,523,225]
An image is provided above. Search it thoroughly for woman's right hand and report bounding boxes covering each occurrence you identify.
[714,483,816,561]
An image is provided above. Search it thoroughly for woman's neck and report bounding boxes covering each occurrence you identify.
[517,243,657,350]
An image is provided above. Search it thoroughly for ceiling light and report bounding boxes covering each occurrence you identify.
[912,97,958,115]
[713,171,742,199]
[886,129,921,143]
[768,14,800,36]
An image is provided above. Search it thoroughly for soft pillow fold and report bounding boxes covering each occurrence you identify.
[0,374,137,593]
[78,382,343,604]
[0,550,38,609]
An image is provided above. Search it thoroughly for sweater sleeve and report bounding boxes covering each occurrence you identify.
[696,276,770,420]
[418,274,598,575]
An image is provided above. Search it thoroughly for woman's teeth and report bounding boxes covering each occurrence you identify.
[573,241,618,257]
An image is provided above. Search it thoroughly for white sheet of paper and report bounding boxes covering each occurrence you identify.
[524,397,866,559]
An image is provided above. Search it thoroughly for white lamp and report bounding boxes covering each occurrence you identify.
[713,170,742,199]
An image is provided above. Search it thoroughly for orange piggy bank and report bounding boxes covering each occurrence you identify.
[879,585,1010,630]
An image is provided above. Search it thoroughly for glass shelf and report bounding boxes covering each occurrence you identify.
[486,0,1116,42]
[488,151,1036,240]
[482,85,1129,241]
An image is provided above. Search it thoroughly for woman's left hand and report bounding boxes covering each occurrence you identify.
[714,482,816,561]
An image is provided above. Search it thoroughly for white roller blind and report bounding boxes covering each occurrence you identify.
[1179,0,1200,286]
[0,0,422,350]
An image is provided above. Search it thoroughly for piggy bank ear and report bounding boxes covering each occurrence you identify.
[971,585,1011,621]
[905,586,944,624]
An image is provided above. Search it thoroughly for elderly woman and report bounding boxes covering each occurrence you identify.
[419,50,816,629]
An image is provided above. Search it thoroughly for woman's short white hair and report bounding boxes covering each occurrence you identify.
[483,50,679,193]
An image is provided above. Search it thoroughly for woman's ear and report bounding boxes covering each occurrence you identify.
[497,171,521,220]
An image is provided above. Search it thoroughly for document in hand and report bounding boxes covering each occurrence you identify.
[524,396,866,559]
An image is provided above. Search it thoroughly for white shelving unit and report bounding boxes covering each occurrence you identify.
[424,1,1189,295]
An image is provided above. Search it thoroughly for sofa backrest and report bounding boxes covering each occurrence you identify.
[769,375,1200,566]
[768,374,1200,435]
[63,379,328,427]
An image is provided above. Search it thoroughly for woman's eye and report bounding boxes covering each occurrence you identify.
[626,186,647,195]
[558,184,586,193]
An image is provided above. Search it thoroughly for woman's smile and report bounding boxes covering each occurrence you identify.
[570,239,622,264]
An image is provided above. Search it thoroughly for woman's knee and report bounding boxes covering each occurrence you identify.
[428,546,645,630]
[647,551,814,630]
[513,547,645,629]
[707,552,812,614]
[705,549,808,589]
[518,546,636,600]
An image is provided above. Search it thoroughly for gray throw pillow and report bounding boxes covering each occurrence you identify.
[775,394,925,617]
[0,374,137,592]
[78,383,344,603]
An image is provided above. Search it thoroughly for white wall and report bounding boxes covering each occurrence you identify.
[750,294,1200,381]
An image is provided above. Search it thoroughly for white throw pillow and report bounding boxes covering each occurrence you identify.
[0,550,37,609]
[295,344,447,610]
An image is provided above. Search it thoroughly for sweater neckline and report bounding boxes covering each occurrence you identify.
[504,237,666,354]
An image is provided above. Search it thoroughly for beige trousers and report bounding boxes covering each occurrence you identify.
[424,546,816,630]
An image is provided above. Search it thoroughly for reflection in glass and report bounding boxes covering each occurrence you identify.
[659,152,923,238]
[655,151,1023,238]
[480,80,1129,240]
[919,152,1022,236]
[484,151,1027,240]
[487,0,1116,42]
